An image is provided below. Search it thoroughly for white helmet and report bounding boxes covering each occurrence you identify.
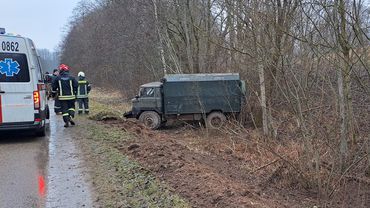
[78,71,85,77]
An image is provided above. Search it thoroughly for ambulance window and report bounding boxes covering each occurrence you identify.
[0,53,30,82]
[36,55,43,81]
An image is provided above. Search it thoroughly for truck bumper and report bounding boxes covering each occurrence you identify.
[123,111,135,118]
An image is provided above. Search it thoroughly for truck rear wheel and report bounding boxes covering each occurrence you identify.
[206,112,226,129]
[139,111,161,130]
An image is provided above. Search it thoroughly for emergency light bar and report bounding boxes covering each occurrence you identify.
[0,28,5,34]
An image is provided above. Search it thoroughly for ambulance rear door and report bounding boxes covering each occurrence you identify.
[0,36,35,124]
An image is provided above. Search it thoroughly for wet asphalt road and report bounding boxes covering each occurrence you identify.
[0,131,47,207]
[0,102,93,208]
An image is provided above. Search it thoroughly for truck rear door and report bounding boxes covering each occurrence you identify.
[0,37,34,124]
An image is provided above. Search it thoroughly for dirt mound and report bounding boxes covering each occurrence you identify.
[102,119,155,139]
[102,121,313,207]
[89,111,121,121]
[96,119,318,207]
[123,138,264,207]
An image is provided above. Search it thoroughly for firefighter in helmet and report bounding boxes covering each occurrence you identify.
[77,71,91,114]
[52,64,78,127]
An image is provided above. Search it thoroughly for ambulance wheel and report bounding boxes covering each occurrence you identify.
[45,106,50,119]
[206,112,226,129]
[139,111,161,130]
[35,125,46,137]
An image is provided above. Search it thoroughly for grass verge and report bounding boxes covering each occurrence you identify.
[74,99,189,208]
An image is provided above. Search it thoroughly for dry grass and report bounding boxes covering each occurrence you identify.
[88,88,131,121]
[89,87,131,112]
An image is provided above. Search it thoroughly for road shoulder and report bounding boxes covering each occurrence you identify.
[71,109,189,207]
[46,107,95,207]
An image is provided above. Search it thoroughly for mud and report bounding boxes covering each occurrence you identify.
[101,119,317,208]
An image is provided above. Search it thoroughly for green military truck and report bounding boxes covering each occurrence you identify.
[124,73,246,129]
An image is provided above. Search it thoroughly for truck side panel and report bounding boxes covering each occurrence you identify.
[163,80,242,115]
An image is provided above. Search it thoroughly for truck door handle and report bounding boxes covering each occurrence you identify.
[0,90,5,93]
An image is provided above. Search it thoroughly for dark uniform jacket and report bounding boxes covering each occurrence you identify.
[52,71,78,100]
[51,74,58,83]
[77,77,91,99]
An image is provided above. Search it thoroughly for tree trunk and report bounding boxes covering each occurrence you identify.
[226,0,236,72]
[259,61,268,136]
[337,59,348,169]
[205,0,212,72]
[152,0,167,75]
[337,0,354,169]
[182,0,194,73]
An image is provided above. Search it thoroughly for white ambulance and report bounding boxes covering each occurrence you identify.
[0,28,49,136]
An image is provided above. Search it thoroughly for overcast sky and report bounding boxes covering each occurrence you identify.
[0,0,81,51]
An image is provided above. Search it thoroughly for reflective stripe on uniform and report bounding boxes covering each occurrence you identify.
[59,95,76,100]
[69,80,73,96]
[78,80,88,97]
[85,109,90,111]
[77,95,88,99]
[62,113,69,116]
[68,108,75,112]
[59,79,75,98]
[58,80,63,95]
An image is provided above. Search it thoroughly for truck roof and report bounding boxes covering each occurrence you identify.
[140,82,162,88]
[164,73,240,82]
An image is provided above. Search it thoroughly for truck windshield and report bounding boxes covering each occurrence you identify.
[0,53,30,82]
[140,87,155,97]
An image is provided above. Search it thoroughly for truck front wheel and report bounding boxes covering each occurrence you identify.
[206,112,226,129]
[139,111,162,130]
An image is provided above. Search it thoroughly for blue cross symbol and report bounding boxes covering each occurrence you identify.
[0,58,21,77]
